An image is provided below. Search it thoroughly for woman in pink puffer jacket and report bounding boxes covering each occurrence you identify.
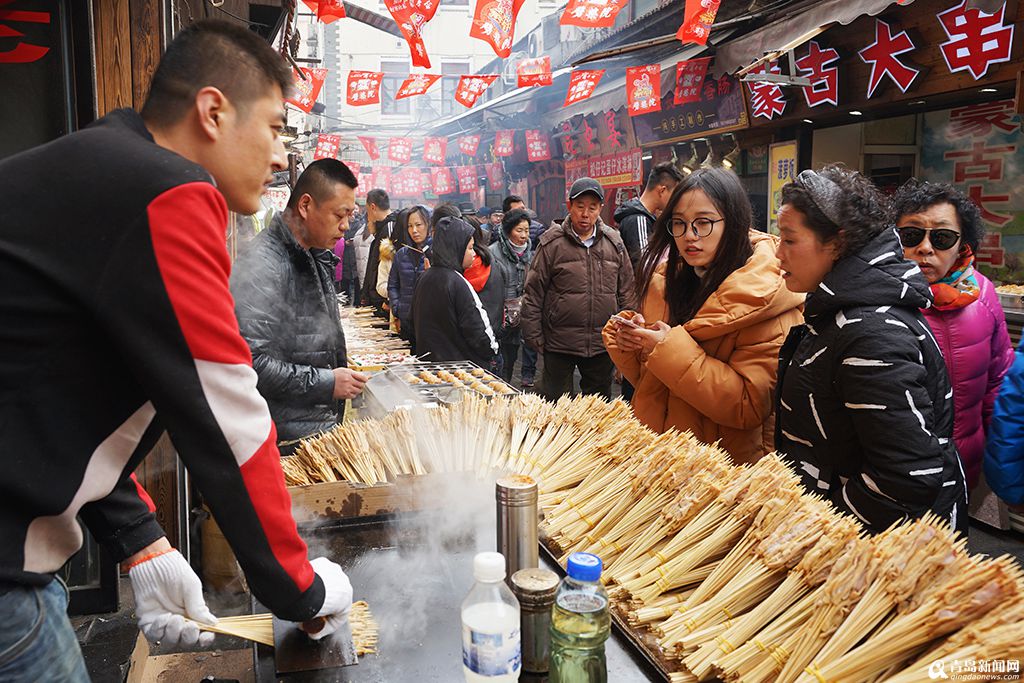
[894,180,1014,490]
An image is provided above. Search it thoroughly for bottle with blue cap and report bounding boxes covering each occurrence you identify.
[549,552,610,683]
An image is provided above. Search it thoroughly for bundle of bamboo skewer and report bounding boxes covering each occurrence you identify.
[283,395,1024,682]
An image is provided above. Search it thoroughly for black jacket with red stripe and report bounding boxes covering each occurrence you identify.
[0,109,325,620]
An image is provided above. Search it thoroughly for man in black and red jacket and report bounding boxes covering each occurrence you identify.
[0,21,352,678]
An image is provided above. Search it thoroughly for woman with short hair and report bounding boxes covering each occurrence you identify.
[489,208,534,382]
[387,205,431,347]
[774,165,967,534]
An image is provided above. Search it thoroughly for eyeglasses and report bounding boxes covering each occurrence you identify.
[897,226,961,251]
[668,217,723,238]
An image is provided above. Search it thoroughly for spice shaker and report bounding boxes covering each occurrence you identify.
[511,567,559,673]
[496,475,539,583]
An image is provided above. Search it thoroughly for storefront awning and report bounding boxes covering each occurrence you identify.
[710,0,904,77]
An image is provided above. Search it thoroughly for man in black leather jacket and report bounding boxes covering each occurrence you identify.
[231,160,368,454]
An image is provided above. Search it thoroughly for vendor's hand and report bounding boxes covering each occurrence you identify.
[333,368,368,400]
[620,320,671,355]
[306,557,354,641]
[394,318,402,334]
[128,546,217,646]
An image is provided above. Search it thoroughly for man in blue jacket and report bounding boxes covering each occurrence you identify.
[985,338,1024,513]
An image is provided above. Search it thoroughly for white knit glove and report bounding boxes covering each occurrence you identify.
[129,550,218,646]
[306,557,353,641]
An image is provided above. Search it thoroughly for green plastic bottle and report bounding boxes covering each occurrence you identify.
[549,552,610,683]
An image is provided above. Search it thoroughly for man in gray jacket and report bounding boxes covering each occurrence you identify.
[521,178,636,400]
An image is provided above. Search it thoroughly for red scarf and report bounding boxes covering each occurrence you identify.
[463,253,490,292]
[930,245,980,311]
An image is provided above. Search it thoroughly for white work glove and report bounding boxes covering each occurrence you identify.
[304,557,353,641]
[129,550,218,646]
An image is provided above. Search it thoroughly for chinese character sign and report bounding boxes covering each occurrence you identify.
[358,136,381,160]
[485,162,504,192]
[396,73,441,99]
[796,41,840,108]
[313,134,341,160]
[948,100,1018,140]
[454,75,498,108]
[392,167,423,197]
[768,141,798,234]
[627,65,661,117]
[357,172,373,196]
[494,130,515,157]
[746,61,787,120]
[564,69,604,107]
[517,56,552,87]
[560,0,626,28]
[285,67,328,113]
[674,58,711,105]
[457,165,479,193]
[859,19,920,98]
[458,135,482,156]
[470,0,526,58]
[524,130,551,161]
[347,70,384,106]
[677,0,720,46]
[0,1,51,63]
[938,0,1014,80]
[423,136,448,164]
[384,0,439,68]
[388,137,412,163]
[371,167,393,194]
[431,166,454,195]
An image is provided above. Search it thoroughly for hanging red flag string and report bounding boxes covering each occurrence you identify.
[564,69,604,106]
[388,137,413,163]
[302,0,346,23]
[674,58,711,105]
[313,134,341,160]
[431,166,455,195]
[517,56,552,87]
[285,67,328,113]
[524,130,551,162]
[454,75,498,108]
[358,136,381,160]
[458,135,482,156]
[470,0,526,58]
[626,64,661,116]
[384,0,439,68]
[485,162,504,192]
[457,165,479,193]
[371,167,393,193]
[677,0,720,45]
[347,71,384,106]
[560,0,626,28]
[494,130,515,157]
[396,73,442,99]
[423,137,448,164]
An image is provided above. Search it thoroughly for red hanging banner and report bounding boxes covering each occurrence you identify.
[564,69,605,107]
[396,73,442,99]
[517,56,552,87]
[858,19,920,98]
[358,136,381,160]
[485,162,504,192]
[454,75,498,108]
[313,134,341,160]
[302,0,347,22]
[674,57,711,105]
[384,0,439,68]
[423,137,448,164]
[560,0,626,28]
[458,135,482,156]
[431,167,455,195]
[626,65,661,117]
[420,170,433,193]
[346,161,362,176]
[494,130,515,157]
[388,137,413,163]
[357,172,373,196]
[524,130,551,162]
[347,71,384,106]
[371,167,393,193]
[285,67,328,113]
[937,0,1013,81]
[457,165,479,193]
[470,0,526,58]
[393,167,424,197]
[677,0,720,45]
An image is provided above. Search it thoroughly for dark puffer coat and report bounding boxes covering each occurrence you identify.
[387,239,430,327]
[521,217,635,357]
[361,211,398,312]
[775,227,967,535]
[489,231,533,343]
[412,218,498,366]
[230,213,346,444]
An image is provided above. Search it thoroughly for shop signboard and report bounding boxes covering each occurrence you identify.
[921,99,1024,278]
[745,144,768,175]
[632,72,748,146]
[563,148,643,197]
[768,141,798,234]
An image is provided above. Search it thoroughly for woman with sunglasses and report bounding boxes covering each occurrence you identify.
[893,179,1013,494]
[603,167,804,464]
[387,205,432,349]
[774,165,967,535]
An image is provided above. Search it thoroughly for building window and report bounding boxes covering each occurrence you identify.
[380,60,410,116]
[441,61,470,117]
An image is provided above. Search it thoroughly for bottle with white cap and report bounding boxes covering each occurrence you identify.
[461,551,522,682]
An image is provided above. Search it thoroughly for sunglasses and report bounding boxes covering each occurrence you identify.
[897,226,962,251]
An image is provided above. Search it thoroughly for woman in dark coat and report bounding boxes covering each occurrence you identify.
[412,217,498,366]
[489,209,533,382]
[773,165,967,535]
[387,205,431,348]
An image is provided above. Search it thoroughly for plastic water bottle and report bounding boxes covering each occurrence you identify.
[462,551,522,682]
[549,552,611,683]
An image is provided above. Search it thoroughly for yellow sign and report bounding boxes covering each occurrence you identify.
[768,141,798,235]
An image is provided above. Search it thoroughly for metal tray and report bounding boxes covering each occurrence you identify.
[997,291,1024,312]
[392,361,519,398]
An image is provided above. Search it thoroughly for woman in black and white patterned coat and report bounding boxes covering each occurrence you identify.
[773,165,967,535]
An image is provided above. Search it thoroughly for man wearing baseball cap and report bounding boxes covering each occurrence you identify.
[521,178,635,400]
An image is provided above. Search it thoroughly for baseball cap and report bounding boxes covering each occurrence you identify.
[568,177,605,202]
